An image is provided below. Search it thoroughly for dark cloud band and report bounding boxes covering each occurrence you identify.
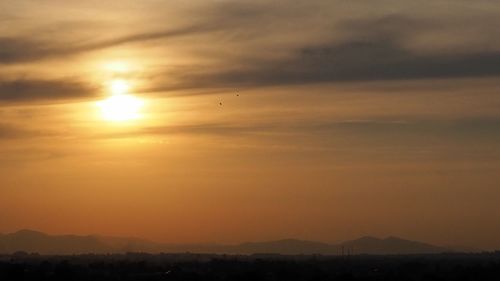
[0,78,97,102]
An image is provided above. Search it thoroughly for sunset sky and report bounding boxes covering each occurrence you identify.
[1,0,500,249]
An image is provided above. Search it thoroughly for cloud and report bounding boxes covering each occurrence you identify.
[149,15,500,91]
[0,123,52,139]
[4,4,500,94]
[0,78,97,102]
[96,118,500,144]
[0,23,219,64]
[0,37,54,64]
[0,124,27,139]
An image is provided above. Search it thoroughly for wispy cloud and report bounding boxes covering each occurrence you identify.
[0,123,53,139]
[3,2,500,102]
[0,23,220,64]
[92,118,500,143]
[152,15,500,91]
[0,78,97,102]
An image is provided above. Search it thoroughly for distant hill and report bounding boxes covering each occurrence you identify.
[338,236,448,255]
[0,230,452,255]
[0,230,112,255]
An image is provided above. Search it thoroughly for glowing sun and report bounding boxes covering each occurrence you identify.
[97,79,145,122]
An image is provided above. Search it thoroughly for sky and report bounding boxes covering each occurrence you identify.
[1,0,500,249]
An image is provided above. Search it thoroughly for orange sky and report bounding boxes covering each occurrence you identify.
[1,0,500,249]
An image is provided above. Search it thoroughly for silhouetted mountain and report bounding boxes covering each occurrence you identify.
[0,230,453,255]
[0,230,112,254]
[339,236,448,255]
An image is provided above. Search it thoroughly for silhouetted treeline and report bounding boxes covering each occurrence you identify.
[2,252,500,280]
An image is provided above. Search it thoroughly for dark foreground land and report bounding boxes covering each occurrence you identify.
[1,252,500,281]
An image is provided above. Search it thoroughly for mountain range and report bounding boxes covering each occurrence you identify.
[0,229,453,255]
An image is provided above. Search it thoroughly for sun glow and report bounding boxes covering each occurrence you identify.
[109,79,131,96]
[98,94,144,121]
[98,77,145,122]
[103,61,131,73]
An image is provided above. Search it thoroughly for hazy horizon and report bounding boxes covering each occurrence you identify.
[0,228,441,246]
[0,228,452,256]
[1,0,500,250]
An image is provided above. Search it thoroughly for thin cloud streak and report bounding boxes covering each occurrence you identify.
[151,15,500,91]
[0,123,55,139]
[91,118,500,142]
[0,23,220,64]
[0,78,97,103]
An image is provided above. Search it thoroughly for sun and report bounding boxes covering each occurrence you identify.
[98,94,144,121]
[109,79,131,96]
[97,79,145,122]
